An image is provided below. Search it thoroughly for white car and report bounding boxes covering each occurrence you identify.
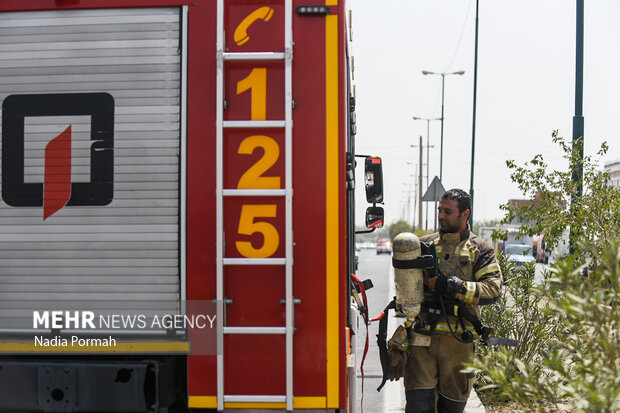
[504,243,536,266]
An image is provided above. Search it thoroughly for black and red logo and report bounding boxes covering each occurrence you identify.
[2,93,114,220]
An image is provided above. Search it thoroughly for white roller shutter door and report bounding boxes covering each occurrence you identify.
[0,8,182,330]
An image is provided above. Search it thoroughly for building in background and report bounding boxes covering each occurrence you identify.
[605,160,620,188]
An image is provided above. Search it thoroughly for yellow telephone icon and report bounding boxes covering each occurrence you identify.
[234,6,274,46]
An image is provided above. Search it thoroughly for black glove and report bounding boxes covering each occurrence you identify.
[387,325,408,381]
[434,275,464,298]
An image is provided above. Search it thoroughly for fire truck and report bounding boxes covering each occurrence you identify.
[0,0,384,411]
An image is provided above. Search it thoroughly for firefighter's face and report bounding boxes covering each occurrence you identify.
[437,198,469,233]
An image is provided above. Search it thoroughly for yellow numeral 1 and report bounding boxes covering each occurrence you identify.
[237,68,267,120]
[236,204,279,258]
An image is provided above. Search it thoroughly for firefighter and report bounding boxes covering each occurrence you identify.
[398,188,502,413]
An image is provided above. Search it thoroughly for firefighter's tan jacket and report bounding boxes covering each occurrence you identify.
[418,229,502,336]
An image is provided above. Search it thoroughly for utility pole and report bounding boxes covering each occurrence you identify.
[418,135,423,230]
[409,144,424,231]
[413,116,438,231]
[406,185,411,225]
[412,175,417,229]
[405,165,417,230]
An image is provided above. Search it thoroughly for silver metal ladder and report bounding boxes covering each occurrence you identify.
[215,0,294,411]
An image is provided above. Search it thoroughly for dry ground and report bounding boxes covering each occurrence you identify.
[484,400,574,412]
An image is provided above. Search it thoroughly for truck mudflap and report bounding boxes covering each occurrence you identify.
[0,360,166,412]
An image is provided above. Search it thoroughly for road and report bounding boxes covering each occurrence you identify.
[352,248,486,413]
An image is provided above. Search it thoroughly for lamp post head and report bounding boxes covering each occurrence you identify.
[413,116,441,122]
[422,70,464,76]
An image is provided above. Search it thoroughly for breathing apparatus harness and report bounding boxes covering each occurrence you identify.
[374,241,518,392]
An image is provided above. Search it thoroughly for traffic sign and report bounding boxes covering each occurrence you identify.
[422,176,446,202]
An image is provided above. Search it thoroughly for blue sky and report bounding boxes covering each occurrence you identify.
[350,0,619,228]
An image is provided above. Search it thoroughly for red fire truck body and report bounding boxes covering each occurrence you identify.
[0,1,372,411]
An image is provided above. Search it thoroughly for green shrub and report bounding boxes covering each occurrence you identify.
[468,242,620,413]
[470,251,568,411]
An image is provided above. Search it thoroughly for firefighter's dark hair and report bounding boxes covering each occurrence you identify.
[441,188,471,214]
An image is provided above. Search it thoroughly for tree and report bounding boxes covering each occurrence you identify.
[388,220,429,240]
[468,134,620,412]
[388,220,412,240]
[498,132,620,264]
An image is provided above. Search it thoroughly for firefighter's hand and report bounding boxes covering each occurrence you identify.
[387,325,408,381]
[427,275,464,298]
[424,276,438,291]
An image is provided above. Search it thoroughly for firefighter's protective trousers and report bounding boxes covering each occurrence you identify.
[404,334,474,403]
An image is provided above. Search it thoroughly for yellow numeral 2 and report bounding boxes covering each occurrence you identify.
[237,135,280,189]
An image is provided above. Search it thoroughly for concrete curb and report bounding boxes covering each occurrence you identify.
[465,389,487,413]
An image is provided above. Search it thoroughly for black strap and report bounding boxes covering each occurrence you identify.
[376,299,395,392]
[454,300,484,332]
[392,255,435,270]
[442,296,520,347]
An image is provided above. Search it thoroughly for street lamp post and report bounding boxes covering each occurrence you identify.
[570,0,585,254]
[421,70,464,231]
[421,70,465,184]
[413,116,439,230]
[469,0,480,227]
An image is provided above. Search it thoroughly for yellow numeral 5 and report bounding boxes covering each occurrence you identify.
[236,204,279,258]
